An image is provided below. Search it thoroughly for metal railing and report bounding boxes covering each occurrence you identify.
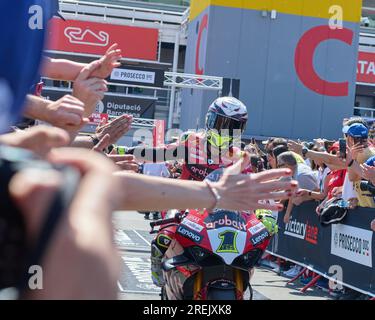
[59,0,189,28]
[354,106,375,119]
[58,0,189,45]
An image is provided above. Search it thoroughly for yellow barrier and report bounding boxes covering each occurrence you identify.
[190,0,362,23]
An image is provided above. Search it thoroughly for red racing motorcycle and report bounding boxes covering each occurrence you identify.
[150,207,272,300]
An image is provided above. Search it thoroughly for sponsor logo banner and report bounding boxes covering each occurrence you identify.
[268,201,375,296]
[95,95,156,119]
[109,66,164,87]
[248,222,266,236]
[46,18,159,60]
[88,112,108,125]
[153,120,165,147]
[181,219,204,233]
[111,68,155,84]
[42,89,156,119]
[357,51,375,84]
[284,218,319,245]
[331,224,373,267]
[204,211,247,231]
[250,229,269,246]
[177,225,203,244]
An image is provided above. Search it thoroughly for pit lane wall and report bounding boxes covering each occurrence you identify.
[181,0,362,140]
[267,201,375,297]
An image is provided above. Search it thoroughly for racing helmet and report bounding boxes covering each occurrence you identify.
[205,97,248,148]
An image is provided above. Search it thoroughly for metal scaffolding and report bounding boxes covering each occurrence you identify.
[164,72,223,90]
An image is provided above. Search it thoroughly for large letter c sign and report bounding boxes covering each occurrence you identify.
[195,14,208,76]
[295,25,353,97]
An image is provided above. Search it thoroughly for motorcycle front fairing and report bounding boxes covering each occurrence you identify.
[163,208,271,278]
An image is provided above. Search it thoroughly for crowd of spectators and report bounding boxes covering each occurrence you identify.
[0,1,296,299]
[1,0,374,301]
[242,120,375,300]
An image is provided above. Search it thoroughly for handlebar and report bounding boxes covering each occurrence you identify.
[150,217,179,228]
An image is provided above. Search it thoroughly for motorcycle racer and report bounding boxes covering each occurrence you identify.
[123,96,278,286]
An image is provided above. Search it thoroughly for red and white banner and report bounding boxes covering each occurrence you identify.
[153,120,165,147]
[46,18,159,60]
[357,51,375,85]
[89,113,108,125]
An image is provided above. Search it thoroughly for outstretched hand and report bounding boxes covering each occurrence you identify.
[362,163,375,184]
[73,60,108,117]
[95,114,133,146]
[213,154,299,211]
[287,140,303,155]
[90,44,122,79]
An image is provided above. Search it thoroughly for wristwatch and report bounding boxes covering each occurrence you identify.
[90,135,100,147]
[302,146,309,158]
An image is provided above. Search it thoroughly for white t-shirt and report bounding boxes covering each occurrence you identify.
[342,172,357,201]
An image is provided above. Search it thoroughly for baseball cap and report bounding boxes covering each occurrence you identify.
[328,141,339,153]
[365,156,375,167]
[342,123,368,138]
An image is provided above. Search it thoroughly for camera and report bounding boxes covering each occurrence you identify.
[0,145,80,292]
[360,180,375,195]
[339,138,346,159]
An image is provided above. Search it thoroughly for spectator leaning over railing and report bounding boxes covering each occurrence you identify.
[361,156,375,231]
[291,141,346,214]
[266,138,305,170]
[276,151,319,223]
[344,123,375,208]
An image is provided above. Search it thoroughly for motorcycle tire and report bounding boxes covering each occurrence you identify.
[160,287,168,300]
[248,284,253,300]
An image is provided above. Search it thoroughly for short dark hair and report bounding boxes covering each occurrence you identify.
[273,145,288,159]
[271,138,288,149]
[277,152,297,167]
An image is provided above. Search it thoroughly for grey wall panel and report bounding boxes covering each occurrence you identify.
[180,7,210,131]
[182,6,360,140]
[200,6,244,129]
[260,11,303,138]
[320,24,360,139]
[292,17,327,141]
[236,10,271,137]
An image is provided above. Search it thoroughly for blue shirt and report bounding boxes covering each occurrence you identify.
[0,0,53,133]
